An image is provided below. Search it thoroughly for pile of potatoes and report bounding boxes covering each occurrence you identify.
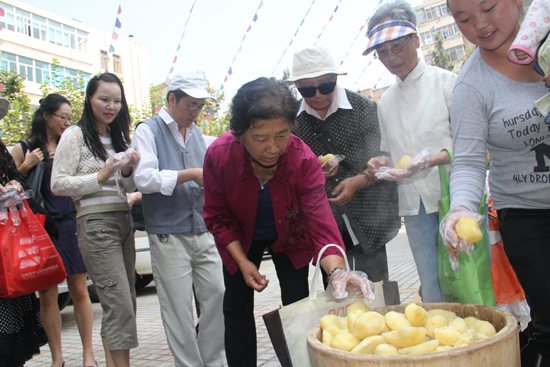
[319,302,497,355]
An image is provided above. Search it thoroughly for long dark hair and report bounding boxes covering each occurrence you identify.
[78,73,131,161]
[28,94,71,160]
[230,77,299,139]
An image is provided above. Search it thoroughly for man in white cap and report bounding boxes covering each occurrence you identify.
[133,72,224,366]
[289,46,401,304]
[365,0,455,303]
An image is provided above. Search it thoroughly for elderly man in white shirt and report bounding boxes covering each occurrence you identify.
[366,0,455,303]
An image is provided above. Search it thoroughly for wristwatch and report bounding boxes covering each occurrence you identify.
[359,172,370,186]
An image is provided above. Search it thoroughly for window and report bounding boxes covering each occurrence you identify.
[416,9,426,23]
[101,51,108,70]
[420,23,461,46]
[113,55,121,74]
[424,4,448,21]
[32,14,47,40]
[63,25,75,49]
[1,52,16,72]
[77,29,88,52]
[34,60,49,84]
[49,19,62,45]
[448,45,465,62]
[0,2,15,31]
[15,8,31,36]
[18,56,33,81]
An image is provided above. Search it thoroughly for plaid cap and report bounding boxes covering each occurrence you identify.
[363,20,417,56]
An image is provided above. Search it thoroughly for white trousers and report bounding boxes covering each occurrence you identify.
[149,231,225,367]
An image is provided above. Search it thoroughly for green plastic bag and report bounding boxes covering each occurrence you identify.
[437,148,496,306]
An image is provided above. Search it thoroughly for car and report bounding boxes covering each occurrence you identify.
[87,200,153,303]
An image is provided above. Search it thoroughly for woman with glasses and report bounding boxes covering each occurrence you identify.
[51,73,139,367]
[11,93,96,367]
[289,46,401,295]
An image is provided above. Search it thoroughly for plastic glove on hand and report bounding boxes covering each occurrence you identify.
[105,146,141,174]
[329,269,375,300]
[440,206,484,254]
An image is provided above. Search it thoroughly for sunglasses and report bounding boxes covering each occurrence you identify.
[297,81,336,98]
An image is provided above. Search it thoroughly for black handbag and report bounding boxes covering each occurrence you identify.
[19,141,45,208]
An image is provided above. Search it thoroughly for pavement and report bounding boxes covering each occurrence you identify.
[25,226,419,367]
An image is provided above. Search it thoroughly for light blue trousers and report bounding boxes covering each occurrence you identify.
[403,200,444,303]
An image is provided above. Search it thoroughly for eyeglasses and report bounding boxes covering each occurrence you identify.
[297,81,337,98]
[53,113,73,123]
[373,36,411,60]
[184,102,206,112]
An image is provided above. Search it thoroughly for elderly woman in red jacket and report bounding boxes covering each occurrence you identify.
[203,77,373,367]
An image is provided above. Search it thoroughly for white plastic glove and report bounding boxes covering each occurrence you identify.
[328,269,375,301]
[104,146,141,177]
[439,206,484,271]
[375,148,430,181]
[318,154,345,178]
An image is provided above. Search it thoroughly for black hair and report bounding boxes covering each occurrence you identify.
[78,73,131,161]
[27,93,71,160]
[166,89,188,106]
[230,77,299,139]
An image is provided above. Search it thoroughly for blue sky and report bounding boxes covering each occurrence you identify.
[22,0,420,104]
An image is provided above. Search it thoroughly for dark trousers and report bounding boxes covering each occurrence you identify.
[223,239,309,367]
[497,208,550,367]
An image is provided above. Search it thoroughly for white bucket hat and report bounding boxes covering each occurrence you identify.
[286,46,347,84]
[168,72,213,99]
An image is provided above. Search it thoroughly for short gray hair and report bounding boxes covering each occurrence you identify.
[367,0,417,35]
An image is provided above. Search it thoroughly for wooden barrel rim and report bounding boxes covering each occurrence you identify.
[307,302,519,362]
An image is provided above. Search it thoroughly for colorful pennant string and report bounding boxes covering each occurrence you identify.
[220,0,264,91]
[313,0,342,47]
[270,0,316,77]
[106,1,123,66]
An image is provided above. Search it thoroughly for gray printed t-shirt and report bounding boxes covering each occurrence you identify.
[450,48,550,211]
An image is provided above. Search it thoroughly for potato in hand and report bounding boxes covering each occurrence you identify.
[456,217,483,243]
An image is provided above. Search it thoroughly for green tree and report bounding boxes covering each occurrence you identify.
[196,79,231,137]
[282,67,298,99]
[430,33,455,72]
[0,69,32,145]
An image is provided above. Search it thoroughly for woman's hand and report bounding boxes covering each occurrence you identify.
[328,269,375,300]
[25,148,44,168]
[238,259,269,292]
[0,180,23,194]
[321,160,338,178]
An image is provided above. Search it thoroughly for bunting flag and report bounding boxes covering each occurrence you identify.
[313,0,342,47]
[354,58,373,86]
[271,0,317,76]
[220,0,264,90]
[107,1,123,61]
[161,0,198,94]
[0,7,4,16]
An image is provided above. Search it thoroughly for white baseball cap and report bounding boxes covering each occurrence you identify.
[168,72,213,99]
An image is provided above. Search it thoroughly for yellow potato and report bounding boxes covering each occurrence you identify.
[382,323,390,333]
[464,316,479,326]
[382,327,424,348]
[385,311,411,331]
[320,314,338,330]
[426,309,457,320]
[350,335,386,354]
[454,330,477,348]
[436,345,453,352]
[346,300,371,315]
[425,315,449,339]
[325,324,345,336]
[475,331,489,341]
[434,326,462,346]
[449,318,468,334]
[320,154,334,164]
[473,320,496,337]
[330,332,361,352]
[347,309,365,332]
[373,343,399,355]
[322,329,334,346]
[401,340,440,355]
[352,311,386,339]
[395,155,412,169]
[456,217,483,243]
[336,316,349,332]
[405,303,428,327]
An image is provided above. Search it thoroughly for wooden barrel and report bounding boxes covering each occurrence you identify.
[307,302,520,367]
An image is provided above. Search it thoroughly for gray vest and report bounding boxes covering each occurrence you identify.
[141,115,207,234]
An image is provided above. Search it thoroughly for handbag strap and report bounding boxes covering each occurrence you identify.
[438,148,454,199]
[309,244,349,300]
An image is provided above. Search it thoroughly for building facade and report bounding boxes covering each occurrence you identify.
[0,0,149,109]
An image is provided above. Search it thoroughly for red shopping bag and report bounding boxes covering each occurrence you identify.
[0,199,67,298]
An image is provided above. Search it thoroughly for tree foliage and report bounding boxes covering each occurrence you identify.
[430,33,455,72]
[0,69,32,145]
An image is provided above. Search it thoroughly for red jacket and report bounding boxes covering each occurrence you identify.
[203,131,345,275]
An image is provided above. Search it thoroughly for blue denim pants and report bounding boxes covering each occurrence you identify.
[403,200,444,303]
